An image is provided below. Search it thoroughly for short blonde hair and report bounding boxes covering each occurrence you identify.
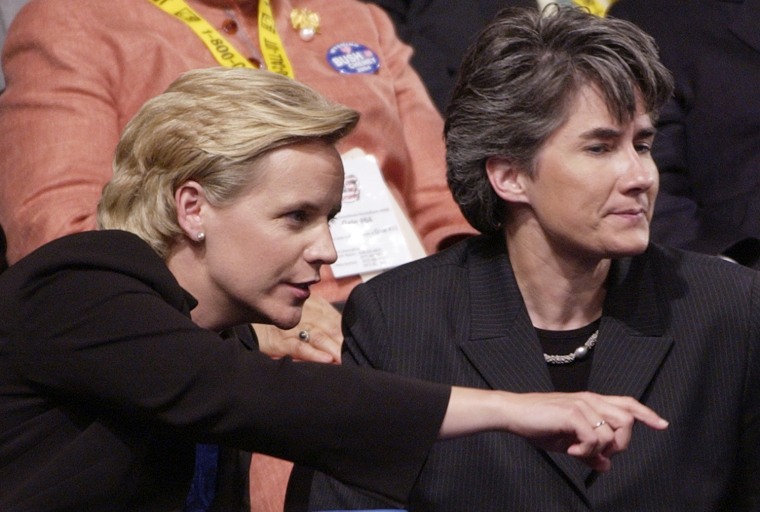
[97,67,359,258]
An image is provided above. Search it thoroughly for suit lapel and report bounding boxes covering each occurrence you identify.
[588,252,674,398]
[456,240,674,503]
[573,255,674,490]
[457,238,591,501]
[458,237,553,394]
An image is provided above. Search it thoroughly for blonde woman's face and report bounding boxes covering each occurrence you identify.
[200,141,343,329]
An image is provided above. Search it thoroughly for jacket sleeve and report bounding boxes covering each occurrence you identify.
[7,258,450,504]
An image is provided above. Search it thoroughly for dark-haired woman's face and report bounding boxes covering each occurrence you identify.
[516,84,658,262]
[199,140,343,329]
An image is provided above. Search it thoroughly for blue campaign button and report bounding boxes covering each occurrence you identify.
[326,42,381,74]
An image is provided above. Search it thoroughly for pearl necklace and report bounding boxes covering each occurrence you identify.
[544,329,598,365]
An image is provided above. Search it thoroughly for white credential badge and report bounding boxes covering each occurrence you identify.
[330,149,426,280]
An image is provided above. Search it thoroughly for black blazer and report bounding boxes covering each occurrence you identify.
[0,230,450,511]
[609,0,760,265]
[363,0,537,113]
[303,235,760,511]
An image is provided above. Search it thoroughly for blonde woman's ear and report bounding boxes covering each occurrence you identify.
[174,181,207,241]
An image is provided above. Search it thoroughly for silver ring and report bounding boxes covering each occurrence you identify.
[593,419,607,429]
[298,330,310,342]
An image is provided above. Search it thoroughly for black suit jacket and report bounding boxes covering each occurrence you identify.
[609,0,760,265]
[303,235,760,511]
[0,230,450,511]
[363,0,536,113]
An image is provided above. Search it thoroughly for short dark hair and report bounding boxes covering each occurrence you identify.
[445,6,674,234]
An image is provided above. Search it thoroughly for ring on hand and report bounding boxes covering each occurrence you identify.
[593,419,607,429]
[298,330,310,342]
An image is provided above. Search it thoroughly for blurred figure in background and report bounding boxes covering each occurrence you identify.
[363,0,618,113]
[362,0,537,113]
[609,0,760,267]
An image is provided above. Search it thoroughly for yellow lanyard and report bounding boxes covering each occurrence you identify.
[257,0,295,77]
[149,0,295,78]
[572,0,617,17]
